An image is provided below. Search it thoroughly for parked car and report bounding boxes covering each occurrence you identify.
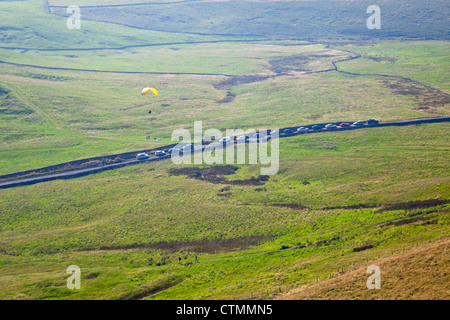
[181,144,194,154]
[367,119,379,125]
[155,150,166,156]
[312,125,322,131]
[297,127,309,133]
[236,135,249,143]
[167,148,180,155]
[353,120,365,126]
[283,128,294,135]
[325,123,337,130]
[219,137,231,144]
[339,122,351,127]
[270,129,279,136]
[136,153,150,160]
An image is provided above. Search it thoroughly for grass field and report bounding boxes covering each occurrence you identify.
[1,38,449,175]
[0,0,449,301]
[0,42,338,74]
[0,123,449,299]
[0,0,231,50]
[335,41,450,92]
[54,0,449,40]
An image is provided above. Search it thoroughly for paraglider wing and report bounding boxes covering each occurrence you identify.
[141,87,159,97]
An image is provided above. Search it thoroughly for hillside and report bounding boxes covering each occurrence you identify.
[0,0,448,301]
[277,238,450,300]
[50,0,450,40]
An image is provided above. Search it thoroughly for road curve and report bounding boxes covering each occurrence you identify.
[0,116,449,189]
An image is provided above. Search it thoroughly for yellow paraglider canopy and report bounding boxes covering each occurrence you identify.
[141,87,158,96]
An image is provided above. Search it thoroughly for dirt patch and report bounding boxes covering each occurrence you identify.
[375,199,449,212]
[120,104,147,111]
[305,113,322,121]
[382,79,450,108]
[419,94,450,108]
[320,199,448,212]
[313,237,341,247]
[95,235,267,254]
[0,88,10,95]
[169,165,238,183]
[227,175,269,186]
[217,91,236,103]
[322,203,375,210]
[123,277,183,300]
[168,165,269,186]
[353,241,374,252]
[377,215,434,228]
[271,203,310,210]
[365,56,397,63]
[268,55,312,74]
[382,79,426,96]
[214,75,272,89]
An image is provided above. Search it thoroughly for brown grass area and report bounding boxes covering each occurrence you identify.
[381,79,450,110]
[91,235,268,254]
[365,56,397,63]
[276,238,450,300]
[168,165,269,186]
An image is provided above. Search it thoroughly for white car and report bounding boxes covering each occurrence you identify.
[167,148,180,155]
[325,123,337,130]
[136,153,150,160]
[155,150,166,156]
[270,129,279,135]
[219,137,231,144]
[181,144,194,153]
[297,127,309,133]
[353,121,365,126]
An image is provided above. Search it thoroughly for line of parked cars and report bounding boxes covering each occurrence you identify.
[136,119,379,159]
[294,119,379,133]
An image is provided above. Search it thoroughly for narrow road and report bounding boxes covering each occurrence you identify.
[1,116,448,189]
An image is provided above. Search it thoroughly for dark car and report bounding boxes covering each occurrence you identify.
[339,122,351,127]
[367,119,379,125]
[312,125,322,131]
[282,128,294,135]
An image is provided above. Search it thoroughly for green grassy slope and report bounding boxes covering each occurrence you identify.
[1,39,449,175]
[0,0,232,50]
[0,123,448,299]
[57,0,450,40]
[334,41,450,92]
[0,0,448,301]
